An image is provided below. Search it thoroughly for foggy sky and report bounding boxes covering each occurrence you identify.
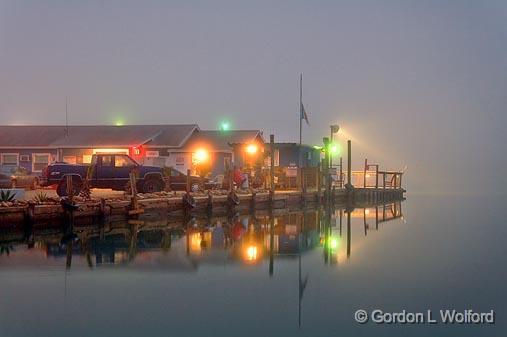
[1,0,506,195]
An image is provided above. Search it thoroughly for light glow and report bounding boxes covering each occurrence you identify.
[246,144,258,154]
[245,245,258,261]
[190,233,202,252]
[92,148,129,154]
[220,121,230,131]
[329,143,340,154]
[330,237,339,250]
[193,149,209,163]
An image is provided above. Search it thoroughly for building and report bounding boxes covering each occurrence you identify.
[180,130,264,177]
[272,143,322,168]
[0,125,264,177]
[0,124,199,174]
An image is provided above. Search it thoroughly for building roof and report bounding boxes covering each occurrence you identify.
[274,142,318,149]
[181,130,264,152]
[0,125,198,149]
[0,126,67,148]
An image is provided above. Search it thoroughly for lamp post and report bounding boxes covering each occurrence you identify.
[329,124,340,168]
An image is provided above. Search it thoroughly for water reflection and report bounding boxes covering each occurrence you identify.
[0,200,404,330]
[0,201,404,270]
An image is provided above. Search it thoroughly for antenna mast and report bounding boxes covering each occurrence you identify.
[65,96,69,137]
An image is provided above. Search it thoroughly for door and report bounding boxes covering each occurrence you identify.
[94,155,114,189]
[112,155,137,190]
[169,168,187,190]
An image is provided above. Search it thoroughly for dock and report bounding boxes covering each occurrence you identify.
[0,187,404,225]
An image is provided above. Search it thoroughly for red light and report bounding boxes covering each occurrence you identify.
[130,146,142,156]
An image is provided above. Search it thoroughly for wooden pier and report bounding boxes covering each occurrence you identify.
[0,135,405,226]
[0,187,405,225]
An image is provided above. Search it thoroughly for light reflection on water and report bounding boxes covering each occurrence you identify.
[1,196,505,337]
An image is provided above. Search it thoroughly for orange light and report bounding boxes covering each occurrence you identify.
[193,149,209,163]
[190,233,202,252]
[365,173,371,178]
[245,245,258,261]
[246,144,258,154]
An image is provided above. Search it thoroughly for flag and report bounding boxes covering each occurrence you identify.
[300,102,309,125]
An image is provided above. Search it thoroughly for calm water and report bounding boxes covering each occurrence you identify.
[0,195,505,337]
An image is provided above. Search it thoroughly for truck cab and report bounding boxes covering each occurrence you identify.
[43,153,166,196]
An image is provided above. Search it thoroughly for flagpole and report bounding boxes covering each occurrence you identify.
[299,74,302,146]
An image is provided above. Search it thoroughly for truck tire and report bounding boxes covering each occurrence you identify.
[142,178,163,193]
[57,178,82,197]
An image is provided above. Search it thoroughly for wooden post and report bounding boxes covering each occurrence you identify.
[323,137,330,205]
[383,172,386,190]
[375,206,379,230]
[339,157,343,188]
[128,171,143,216]
[347,140,352,188]
[186,169,191,193]
[269,211,274,277]
[66,175,74,202]
[65,175,75,225]
[317,162,322,195]
[346,209,351,258]
[302,168,307,193]
[296,168,302,192]
[270,134,275,195]
[363,158,367,188]
[375,165,379,189]
[166,166,172,191]
[229,166,234,193]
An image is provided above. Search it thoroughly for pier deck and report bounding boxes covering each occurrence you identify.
[0,187,405,225]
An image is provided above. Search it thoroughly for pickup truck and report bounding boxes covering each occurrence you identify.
[42,153,211,197]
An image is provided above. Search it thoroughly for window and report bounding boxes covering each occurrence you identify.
[20,155,30,162]
[175,156,185,166]
[170,168,183,177]
[83,155,92,164]
[32,153,50,172]
[274,149,280,166]
[1,153,19,166]
[100,155,113,166]
[114,155,135,167]
[63,156,77,164]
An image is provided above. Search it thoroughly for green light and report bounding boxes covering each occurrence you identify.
[220,121,230,131]
[329,143,340,154]
[330,237,339,249]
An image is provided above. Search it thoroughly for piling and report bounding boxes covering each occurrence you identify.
[128,171,144,216]
[186,169,192,193]
[323,137,331,205]
[347,140,352,188]
[269,134,275,207]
